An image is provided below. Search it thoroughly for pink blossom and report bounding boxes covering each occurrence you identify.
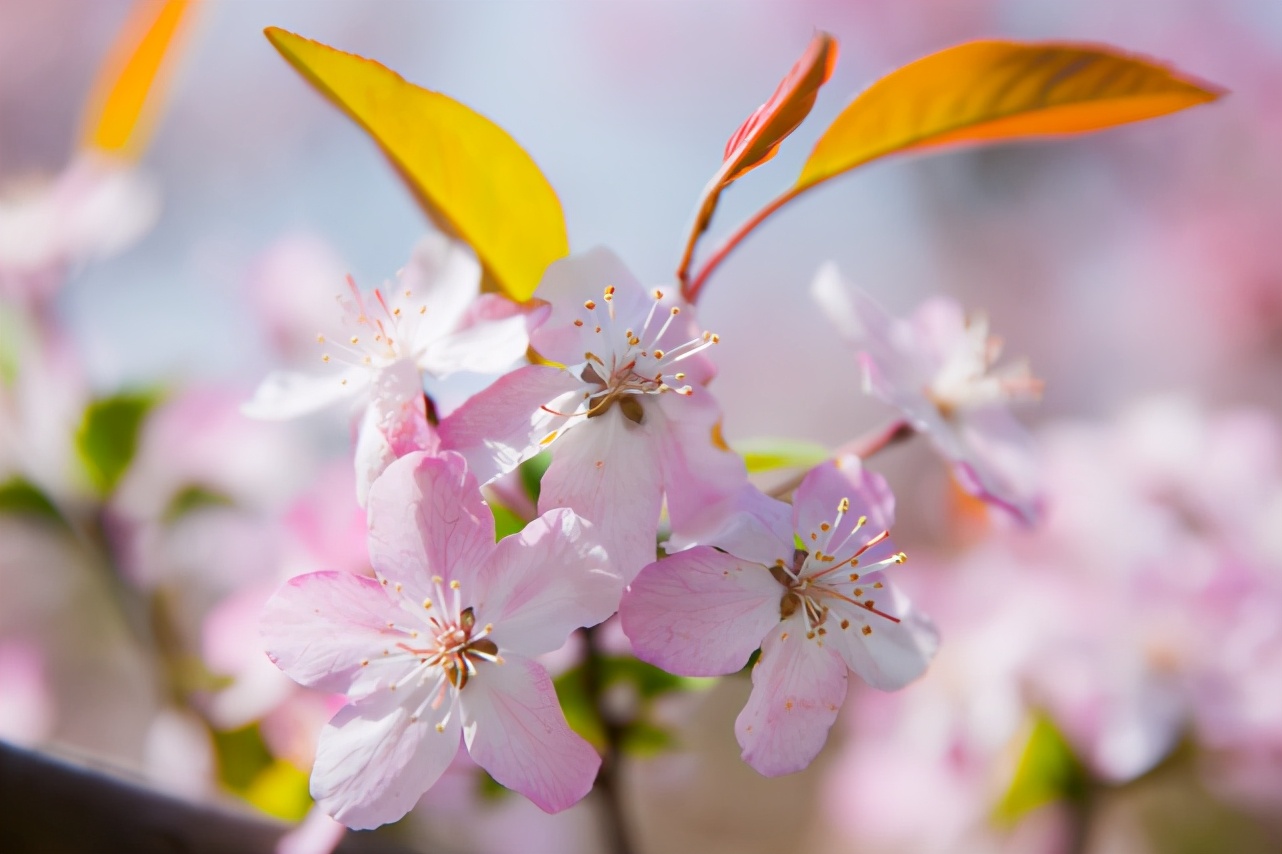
[244,233,540,502]
[621,455,937,775]
[811,263,1042,523]
[0,154,159,306]
[261,451,621,827]
[439,248,747,581]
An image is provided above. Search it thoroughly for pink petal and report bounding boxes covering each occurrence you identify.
[826,581,938,691]
[795,454,895,533]
[735,619,848,777]
[311,690,461,829]
[241,369,363,420]
[651,390,753,550]
[952,407,1042,525]
[472,508,621,656]
[437,364,584,484]
[793,455,898,568]
[622,545,782,676]
[366,451,494,594]
[538,407,665,583]
[529,247,647,367]
[460,655,600,813]
[261,571,404,699]
[355,361,440,506]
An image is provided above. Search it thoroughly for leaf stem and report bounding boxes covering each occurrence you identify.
[769,418,914,498]
[682,185,803,304]
[583,624,636,854]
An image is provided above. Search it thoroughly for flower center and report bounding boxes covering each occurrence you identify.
[568,285,719,424]
[769,497,907,641]
[374,573,502,729]
[314,275,431,379]
[925,315,1043,419]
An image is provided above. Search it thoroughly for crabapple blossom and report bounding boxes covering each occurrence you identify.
[621,455,937,776]
[811,263,1043,523]
[0,154,159,308]
[439,248,747,580]
[261,451,621,828]
[244,232,540,502]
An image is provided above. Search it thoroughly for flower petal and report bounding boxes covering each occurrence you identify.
[735,619,848,777]
[400,232,484,340]
[311,690,461,829]
[461,655,600,813]
[794,455,898,566]
[421,309,533,377]
[826,581,938,691]
[622,545,782,676]
[437,364,584,484]
[261,571,403,699]
[241,369,363,420]
[472,508,621,656]
[538,405,665,582]
[367,452,494,596]
[951,406,1042,524]
[529,247,648,367]
[651,390,754,552]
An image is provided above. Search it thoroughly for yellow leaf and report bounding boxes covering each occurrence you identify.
[796,40,1224,193]
[80,0,196,158]
[265,27,569,302]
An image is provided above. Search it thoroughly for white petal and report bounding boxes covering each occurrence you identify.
[241,369,363,420]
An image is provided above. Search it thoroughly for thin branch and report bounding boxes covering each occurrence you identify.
[682,185,803,304]
[770,418,914,499]
[582,625,636,854]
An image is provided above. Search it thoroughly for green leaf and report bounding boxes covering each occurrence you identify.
[552,665,605,750]
[490,500,527,542]
[0,478,63,524]
[995,713,1089,825]
[735,437,829,474]
[211,723,274,793]
[162,485,235,523]
[598,655,687,700]
[264,27,569,301]
[75,391,159,496]
[621,721,677,757]
[518,451,552,504]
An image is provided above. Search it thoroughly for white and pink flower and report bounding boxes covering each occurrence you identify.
[261,451,622,828]
[244,233,539,503]
[621,455,937,776]
[811,263,1043,523]
[439,248,747,581]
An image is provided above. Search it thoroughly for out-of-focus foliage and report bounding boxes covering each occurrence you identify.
[80,0,196,158]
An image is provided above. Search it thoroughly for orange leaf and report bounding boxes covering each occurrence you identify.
[80,0,196,158]
[678,33,836,283]
[796,40,1224,193]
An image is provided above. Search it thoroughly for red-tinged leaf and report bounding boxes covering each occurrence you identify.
[678,33,837,284]
[722,33,838,184]
[796,40,1225,193]
[80,0,197,158]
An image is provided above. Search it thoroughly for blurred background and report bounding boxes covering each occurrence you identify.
[2,1,1281,852]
